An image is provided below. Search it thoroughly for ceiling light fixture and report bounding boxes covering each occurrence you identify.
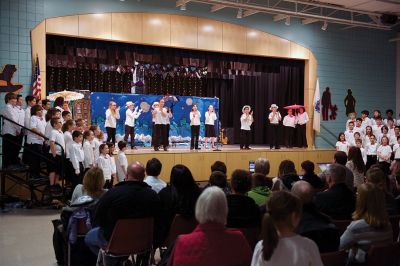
[285,17,290,26]
[321,21,328,30]
[236,8,243,19]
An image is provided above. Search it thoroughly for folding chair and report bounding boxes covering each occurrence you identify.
[162,214,198,248]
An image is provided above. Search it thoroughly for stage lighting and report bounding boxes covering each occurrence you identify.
[285,17,290,26]
[321,21,328,31]
[237,9,243,19]
[180,3,186,11]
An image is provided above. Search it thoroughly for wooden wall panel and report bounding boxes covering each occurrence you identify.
[78,13,112,39]
[46,15,78,36]
[181,152,227,181]
[290,42,310,59]
[267,34,291,58]
[246,30,269,56]
[171,15,197,48]
[222,22,246,54]
[111,13,142,43]
[225,152,265,177]
[142,13,171,46]
[197,18,223,51]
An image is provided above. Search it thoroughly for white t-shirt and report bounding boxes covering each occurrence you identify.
[49,129,65,156]
[251,235,323,266]
[190,111,201,126]
[365,143,378,155]
[345,130,356,146]
[154,108,167,125]
[83,140,95,169]
[372,125,383,138]
[269,111,281,125]
[345,119,356,131]
[363,135,372,147]
[283,115,296,128]
[240,114,253,130]
[361,117,372,128]
[144,175,167,193]
[27,115,46,145]
[116,151,128,182]
[205,111,217,125]
[393,143,400,159]
[336,141,349,153]
[377,145,392,163]
[105,109,120,128]
[125,108,141,127]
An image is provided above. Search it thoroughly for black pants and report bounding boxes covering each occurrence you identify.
[153,124,168,149]
[124,125,135,148]
[366,155,377,170]
[26,143,43,177]
[106,127,116,144]
[2,134,20,168]
[151,122,155,147]
[379,161,391,176]
[270,124,279,149]
[297,124,307,148]
[240,129,251,149]
[191,125,200,149]
[285,127,295,148]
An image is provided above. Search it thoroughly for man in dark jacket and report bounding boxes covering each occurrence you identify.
[292,181,340,252]
[85,161,160,263]
[314,164,355,220]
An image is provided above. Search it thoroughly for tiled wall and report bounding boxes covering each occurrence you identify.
[0,0,397,148]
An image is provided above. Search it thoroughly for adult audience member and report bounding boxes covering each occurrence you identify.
[144,158,166,193]
[346,147,366,190]
[292,181,340,252]
[211,160,227,174]
[314,164,355,220]
[204,170,231,194]
[71,167,107,203]
[340,183,393,264]
[251,191,323,266]
[247,173,272,206]
[272,160,300,191]
[300,160,323,190]
[168,187,252,266]
[85,162,160,262]
[254,157,270,177]
[334,151,354,190]
[226,169,260,228]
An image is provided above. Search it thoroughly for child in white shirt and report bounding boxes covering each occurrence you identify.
[377,135,392,174]
[116,141,128,182]
[336,132,349,154]
[83,130,95,170]
[62,120,75,159]
[363,126,374,147]
[345,122,356,146]
[361,110,371,129]
[355,139,367,165]
[48,118,65,187]
[107,142,117,184]
[372,117,383,140]
[365,135,378,170]
[353,118,364,136]
[392,136,400,159]
[283,109,296,148]
[68,131,84,188]
[90,124,103,161]
[96,144,113,188]
[345,112,356,131]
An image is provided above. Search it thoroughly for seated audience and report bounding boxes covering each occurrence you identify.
[251,191,323,266]
[300,160,323,190]
[346,146,366,190]
[158,164,201,246]
[272,160,300,191]
[71,167,107,203]
[314,164,355,220]
[292,181,340,252]
[85,161,160,263]
[211,160,227,174]
[226,169,261,228]
[144,158,166,193]
[204,170,231,194]
[247,173,272,206]
[334,151,355,191]
[340,183,393,264]
[169,187,252,266]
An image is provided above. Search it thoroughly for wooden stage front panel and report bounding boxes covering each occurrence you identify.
[124,148,336,182]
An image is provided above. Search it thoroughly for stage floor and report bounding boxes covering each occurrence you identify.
[123,145,336,182]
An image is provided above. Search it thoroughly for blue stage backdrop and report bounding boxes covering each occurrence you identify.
[90,92,220,146]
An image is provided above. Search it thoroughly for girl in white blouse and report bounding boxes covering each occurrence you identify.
[296,107,309,148]
[83,130,95,170]
[336,132,349,154]
[89,124,103,161]
[204,105,217,149]
[377,136,392,174]
[251,191,323,266]
[96,143,113,189]
[363,126,373,147]
[105,101,120,144]
[365,135,378,170]
[240,105,253,150]
[190,104,201,150]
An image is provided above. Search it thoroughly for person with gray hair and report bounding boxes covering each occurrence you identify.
[168,187,252,265]
[292,181,340,253]
[255,157,270,176]
[314,164,356,220]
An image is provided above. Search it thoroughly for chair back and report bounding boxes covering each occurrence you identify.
[320,250,348,266]
[389,215,400,241]
[163,214,198,248]
[106,217,154,256]
[366,242,400,266]
[332,220,351,235]
[236,227,260,250]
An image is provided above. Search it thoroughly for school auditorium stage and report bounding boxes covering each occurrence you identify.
[124,145,336,182]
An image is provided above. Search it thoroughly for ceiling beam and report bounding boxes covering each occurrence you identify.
[243,10,260,18]
[210,4,226,12]
[302,18,319,25]
[273,14,288,22]
[176,0,191,7]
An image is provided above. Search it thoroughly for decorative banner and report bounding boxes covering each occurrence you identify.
[90,92,219,146]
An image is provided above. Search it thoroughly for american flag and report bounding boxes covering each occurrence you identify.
[32,55,41,99]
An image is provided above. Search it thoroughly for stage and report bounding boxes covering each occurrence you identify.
[123,145,336,182]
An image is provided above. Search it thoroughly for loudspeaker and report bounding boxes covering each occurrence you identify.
[380,14,398,25]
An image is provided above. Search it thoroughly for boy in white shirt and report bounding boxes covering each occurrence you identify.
[365,135,378,170]
[353,118,364,136]
[116,141,128,182]
[345,112,356,130]
[355,139,367,164]
[372,117,383,139]
[377,135,392,174]
[345,122,356,146]
[392,136,400,159]
[283,109,296,148]
[96,144,113,188]
[68,131,85,188]
[83,130,95,170]
[240,105,253,150]
[49,118,65,189]
[361,110,371,129]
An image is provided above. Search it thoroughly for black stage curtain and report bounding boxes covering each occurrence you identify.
[46,35,304,145]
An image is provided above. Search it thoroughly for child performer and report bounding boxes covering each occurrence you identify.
[204,105,217,149]
[268,104,282,149]
[377,135,392,175]
[345,121,356,146]
[83,130,95,171]
[152,100,169,151]
[296,107,309,148]
[89,124,103,161]
[365,135,378,170]
[96,144,113,189]
[371,109,381,126]
[116,141,128,182]
[283,109,296,148]
[364,126,373,147]
[355,139,367,165]
[151,102,158,148]
[336,132,349,154]
[240,105,253,150]
[360,110,371,129]
[392,136,400,159]
[384,109,394,126]
[107,142,117,185]
[68,130,85,189]
[372,117,384,140]
[124,101,142,149]
[354,118,364,136]
[105,101,120,144]
[345,112,356,130]
[48,118,65,190]
[190,104,201,150]
[26,104,46,177]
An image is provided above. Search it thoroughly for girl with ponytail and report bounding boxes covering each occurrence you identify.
[251,191,323,266]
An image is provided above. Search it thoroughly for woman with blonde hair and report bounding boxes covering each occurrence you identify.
[251,191,322,266]
[340,183,393,264]
[105,101,120,144]
[71,167,107,203]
